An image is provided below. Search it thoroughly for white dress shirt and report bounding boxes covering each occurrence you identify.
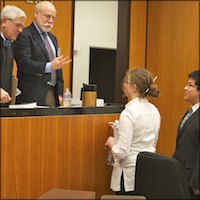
[191,102,200,113]
[110,97,161,192]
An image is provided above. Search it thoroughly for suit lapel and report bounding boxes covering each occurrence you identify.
[177,108,200,138]
[30,24,49,60]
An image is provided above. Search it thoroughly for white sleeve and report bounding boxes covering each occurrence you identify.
[112,110,135,160]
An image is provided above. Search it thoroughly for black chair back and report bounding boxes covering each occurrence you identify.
[135,151,190,199]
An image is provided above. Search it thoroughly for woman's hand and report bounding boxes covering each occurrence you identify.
[108,121,115,128]
[105,136,115,149]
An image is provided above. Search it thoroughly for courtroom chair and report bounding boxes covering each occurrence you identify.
[134,151,190,199]
[101,194,146,200]
[37,188,96,199]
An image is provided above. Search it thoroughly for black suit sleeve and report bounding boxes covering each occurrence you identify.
[189,133,199,189]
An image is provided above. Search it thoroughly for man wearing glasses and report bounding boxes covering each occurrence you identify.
[14,1,71,107]
[0,5,26,105]
[173,70,200,199]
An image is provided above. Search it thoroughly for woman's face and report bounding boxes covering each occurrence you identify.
[122,75,135,98]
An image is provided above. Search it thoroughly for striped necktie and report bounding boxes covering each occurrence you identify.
[180,108,193,129]
[42,32,56,86]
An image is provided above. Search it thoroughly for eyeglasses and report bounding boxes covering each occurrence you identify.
[40,12,56,21]
[123,81,132,85]
[185,83,199,89]
[7,18,24,30]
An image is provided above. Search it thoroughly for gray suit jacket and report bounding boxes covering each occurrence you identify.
[14,23,63,106]
[173,107,199,190]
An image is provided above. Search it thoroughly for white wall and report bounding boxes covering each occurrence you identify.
[72,0,118,99]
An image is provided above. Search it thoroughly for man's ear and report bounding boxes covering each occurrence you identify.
[34,11,38,19]
[2,18,7,28]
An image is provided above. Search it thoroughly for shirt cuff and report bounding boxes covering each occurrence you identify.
[45,62,52,73]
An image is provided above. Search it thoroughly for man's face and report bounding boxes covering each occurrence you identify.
[1,17,25,41]
[184,78,200,105]
[35,6,56,32]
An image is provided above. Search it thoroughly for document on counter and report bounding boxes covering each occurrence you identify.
[9,102,38,109]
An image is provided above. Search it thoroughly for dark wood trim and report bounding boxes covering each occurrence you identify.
[0,105,124,117]
[70,0,75,93]
[115,0,131,103]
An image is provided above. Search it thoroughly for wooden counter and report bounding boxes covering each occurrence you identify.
[0,106,123,199]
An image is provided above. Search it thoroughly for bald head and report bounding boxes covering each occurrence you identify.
[35,1,56,14]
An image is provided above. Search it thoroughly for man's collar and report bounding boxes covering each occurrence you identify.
[33,22,44,35]
[0,32,6,41]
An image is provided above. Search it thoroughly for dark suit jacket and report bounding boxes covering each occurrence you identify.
[14,23,63,106]
[173,107,199,190]
[0,36,13,97]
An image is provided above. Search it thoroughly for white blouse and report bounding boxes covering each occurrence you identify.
[110,97,161,192]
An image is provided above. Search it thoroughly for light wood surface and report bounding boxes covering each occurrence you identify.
[129,1,147,67]
[37,188,96,199]
[1,114,119,199]
[129,1,199,156]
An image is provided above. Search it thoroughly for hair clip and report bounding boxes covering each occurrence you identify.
[145,88,150,94]
[153,76,158,82]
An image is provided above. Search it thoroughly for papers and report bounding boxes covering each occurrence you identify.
[15,88,22,96]
[9,102,38,109]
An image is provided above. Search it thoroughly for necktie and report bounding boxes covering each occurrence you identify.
[42,32,56,86]
[3,40,11,48]
[180,108,193,129]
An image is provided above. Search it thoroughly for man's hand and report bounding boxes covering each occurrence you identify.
[0,88,12,104]
[192,188,200,195]
[51,55,71,70]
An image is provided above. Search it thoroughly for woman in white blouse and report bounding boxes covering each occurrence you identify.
[105,68,161,194]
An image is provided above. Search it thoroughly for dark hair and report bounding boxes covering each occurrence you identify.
[188,70,200,90]
[124,68,160,98]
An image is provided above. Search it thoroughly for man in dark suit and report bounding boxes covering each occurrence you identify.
[173,70,200,199]
[0,5,26,105]
[14,1,71,107]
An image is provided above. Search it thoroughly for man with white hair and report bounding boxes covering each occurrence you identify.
[0,5,26,105]
[14,1,71,107]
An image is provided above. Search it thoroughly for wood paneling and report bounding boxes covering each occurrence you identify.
[0,1,4,10]
[129,1,199,156]
[4,0,73,90]
[147,1,199,156]
[129,1,147,67]
[1,114,119,199]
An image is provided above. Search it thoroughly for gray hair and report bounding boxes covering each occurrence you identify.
[1,5,27,21]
